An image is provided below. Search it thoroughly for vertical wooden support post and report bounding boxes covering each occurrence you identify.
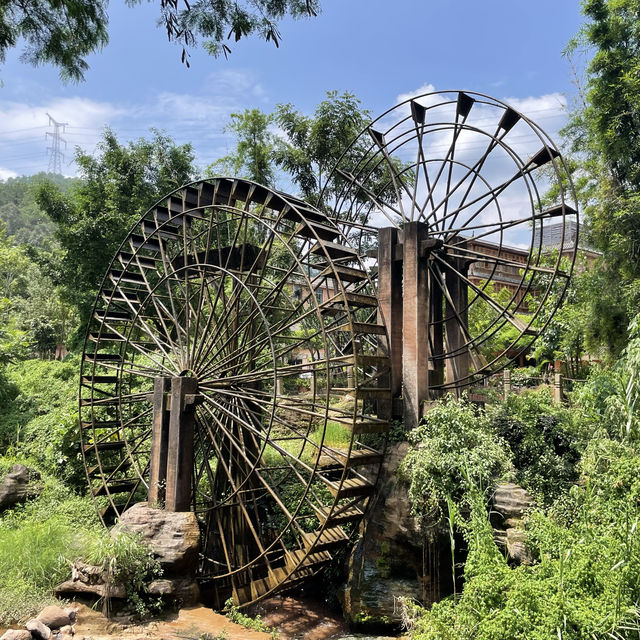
[445,253,470,392]
[378,227,403,419]
[503,369,511,400]
[403,222,430,429]
[429,267,444,387]
[553,372,563,404]
[165,376,198,512]
[148,377,170,505]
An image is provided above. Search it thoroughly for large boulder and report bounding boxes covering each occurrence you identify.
[340,443,453,627]
[148,577,200,605]
[111,503,200,577]
[25,619,51,640]
[0,464,41,511]
[36,605,71,630]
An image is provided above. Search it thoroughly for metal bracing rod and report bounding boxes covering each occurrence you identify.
[232,391,336,504]
[441,104,469,228]
[440,123,509,232]
[421,110,529,228]
[90,359,173,380]
[189,221,279,367]
[199,384,321,443]
[428,262,486,371]
[411,116,437,223]
[110,426,153,485]
[419,112,473,225]
[368,129,411,220]
[84,405,152,431]
[200,356,351,388]
[97,302,178,373]
[425,156,537,236]
[197,398,318,535]
[200,325,328,384]
[422,210,552,239]
[185,211,218,367]
[86,391,148,406]
[192,431,217,502]
[155,234,189,362]
[335,169,404,226]
[191,234,319,374]
[442,244,567,277]
[195,283,329,382]
[431,252,533,335]
[193,411,269,562]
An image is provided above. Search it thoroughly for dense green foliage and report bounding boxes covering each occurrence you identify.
[0,225,76,361]
[0,358,84,486]
[400,398,512,521]
[0,0,108,81]
[403,433,640,640]
[153,0,319,63]
[0,174,75,246]
[209,109,276,185]
[273,91,374,208]
[402,319,640,639]
[560,0,640,356]
[488,389,584,504]
[0,456,161,623]
[36,129,196,329]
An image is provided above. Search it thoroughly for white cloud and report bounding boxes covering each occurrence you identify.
[395,83,437,105]
[0,68,270,176]
[0,167,18,180]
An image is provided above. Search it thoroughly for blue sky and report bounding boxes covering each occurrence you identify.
[0,1,585,180]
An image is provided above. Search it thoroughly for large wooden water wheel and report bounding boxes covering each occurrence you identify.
[324,89,579,422]
[79,178,391,607]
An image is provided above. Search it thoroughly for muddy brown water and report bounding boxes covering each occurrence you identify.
[1,596,404,640]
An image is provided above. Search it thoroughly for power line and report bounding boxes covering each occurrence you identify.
[45,113,68,174]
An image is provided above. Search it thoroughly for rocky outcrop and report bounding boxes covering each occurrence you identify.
[56,504,201,606]
[340,443,453,627]
[35,606,71,630]
[0,465,41,511]
[112,503,201,605]
[112,503,200,575]
[24,620,50,640]
[491,482,534,565]
[55,560,126,599]
[0,631,32,640]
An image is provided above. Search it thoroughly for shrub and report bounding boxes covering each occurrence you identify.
[487,388,584,504]
[402,436,640,640]
[0,456,161,623]
[399,395,512,522]
[225,598,279,638]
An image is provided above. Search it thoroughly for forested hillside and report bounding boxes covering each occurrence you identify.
[0,173,75,247]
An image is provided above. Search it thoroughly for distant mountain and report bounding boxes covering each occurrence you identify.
[0,173,78,247]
